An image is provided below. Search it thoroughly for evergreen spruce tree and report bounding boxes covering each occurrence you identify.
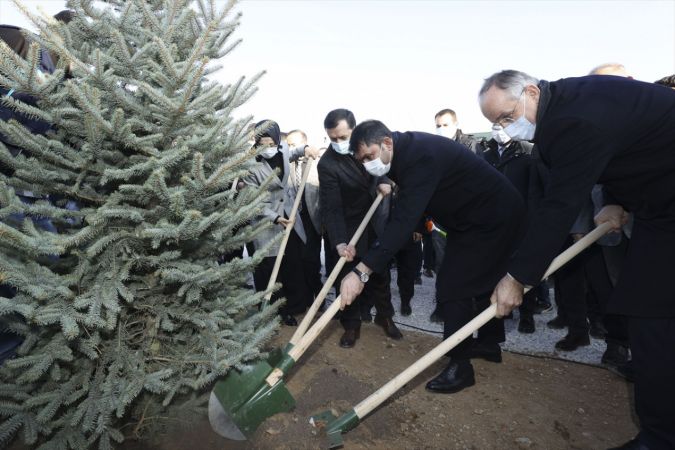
[0,0,280,447]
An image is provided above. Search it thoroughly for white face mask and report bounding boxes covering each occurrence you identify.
[504,93,536,141]
[260,146,278,159]
[436,125,457,139]
[363,144,391,176]
[331,141,351,155]
[491,125,511,145]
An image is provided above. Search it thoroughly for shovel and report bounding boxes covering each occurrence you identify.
[209,192,385,440]
[312,222,613,448]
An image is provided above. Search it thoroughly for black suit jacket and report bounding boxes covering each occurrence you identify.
[361,132,524,301]
[317,147,388,257]
[509,76,675,316]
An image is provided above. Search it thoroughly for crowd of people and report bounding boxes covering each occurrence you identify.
[233,64,675,450]
[2,12,674,450]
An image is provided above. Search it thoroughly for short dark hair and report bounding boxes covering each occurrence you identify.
[324,108,356,130]
[655,74,675,88]
[349,120,392,154]
[434,108,457,122]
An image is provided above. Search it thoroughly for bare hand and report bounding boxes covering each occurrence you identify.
[339,272,365,310]
[490,274,524,318]
[377,183,392,197]
[336,243,356,261]
[304,145,320,159]
[413,232,423,242]
[594,205,628,232]
[277,217,292,227]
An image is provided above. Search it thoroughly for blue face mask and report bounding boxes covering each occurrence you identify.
[331,141,351,155]
[504,94,536,141]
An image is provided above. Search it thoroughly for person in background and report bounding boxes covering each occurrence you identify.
[482,124,539,333]
[434,108,485,156]
[287,129,323,305]
[242,120,314,326]
[318,109,402,348]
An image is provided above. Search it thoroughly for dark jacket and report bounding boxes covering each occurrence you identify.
[455,129,485,157]
[508,76,675,317]
[361,131,524,301]
[483,139,533,204]
[317,147,389,258]
[0,25,55,164]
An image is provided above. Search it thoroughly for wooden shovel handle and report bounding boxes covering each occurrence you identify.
[289,192,385,346]
[352,222,613,419]
[261,159,313,309]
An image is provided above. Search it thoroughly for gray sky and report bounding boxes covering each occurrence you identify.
[2,0,674,145]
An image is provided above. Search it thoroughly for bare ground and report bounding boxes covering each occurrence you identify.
[124,319,638,450]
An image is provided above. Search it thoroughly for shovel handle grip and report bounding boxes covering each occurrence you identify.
[262,159,313,309]
[289,192,385,345]
[352,222,613,420]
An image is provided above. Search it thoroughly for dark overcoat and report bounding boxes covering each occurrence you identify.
[507,76,675,317]
[317,147,389,257]
[361,131,524,302]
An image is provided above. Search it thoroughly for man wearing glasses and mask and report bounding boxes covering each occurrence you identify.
[480,70,675,450]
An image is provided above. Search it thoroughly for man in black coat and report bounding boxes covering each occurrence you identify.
[482,127,538,334]
[318,109,402,348]
[339,120,524,394]
[480,70,675,450]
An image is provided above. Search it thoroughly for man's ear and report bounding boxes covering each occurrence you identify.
[525,84,540,100]
[383,136,394,147]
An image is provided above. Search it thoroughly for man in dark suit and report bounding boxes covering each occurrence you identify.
[339,120,524,394]
[480,70,675,450]
[482,126,538,334]
[318,109,402,348]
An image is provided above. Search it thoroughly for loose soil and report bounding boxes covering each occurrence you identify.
[124,319,638,450]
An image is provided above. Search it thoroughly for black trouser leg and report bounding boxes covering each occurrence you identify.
[628,316,675,449]
[518,289,537,319]
[554,237,589,335]
[441,299,474,360]
[337,262,393,330]
[585,244,613,325]
[300,207,322,301]
[422,232,435,271]
[396,239,422,304]
[474,294,505,344]
[278,230,312,315]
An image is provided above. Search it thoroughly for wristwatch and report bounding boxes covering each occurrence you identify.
[352,267,369,283]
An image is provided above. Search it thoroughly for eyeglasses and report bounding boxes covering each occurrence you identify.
[494,90,525,128]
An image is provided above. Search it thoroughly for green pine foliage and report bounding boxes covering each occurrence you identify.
[0,0,281,447]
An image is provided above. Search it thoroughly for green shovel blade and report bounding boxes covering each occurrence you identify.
[211,360,296,439]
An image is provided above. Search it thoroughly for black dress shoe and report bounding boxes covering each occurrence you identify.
[470,342,502,363]
[555,332,590,351]
[518,315,536,334]
[280,314,298,326]
[400,300,412,316]
[425,359,475,394]
[547,315,567,330]
[533,300,553,314]
[607,437,651,450]
[423,268,434,278]
[589,320,608,339]
[429,307,443,323]
[414,276,422,285]
[602,343,629,367]
[339,328,360,348]
[374,315,403,340]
